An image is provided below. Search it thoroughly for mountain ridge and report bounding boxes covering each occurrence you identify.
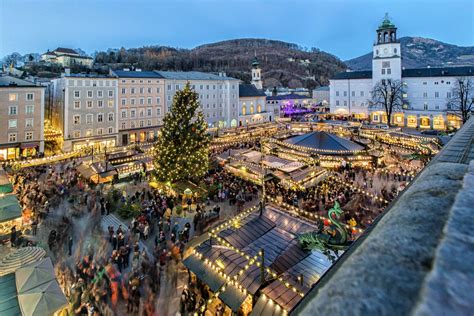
[2,37,473,88]
[345,36,474,71]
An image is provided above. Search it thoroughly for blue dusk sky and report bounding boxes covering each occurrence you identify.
[0,0,473,60]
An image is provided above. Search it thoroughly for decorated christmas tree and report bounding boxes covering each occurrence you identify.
[153,82,210,184]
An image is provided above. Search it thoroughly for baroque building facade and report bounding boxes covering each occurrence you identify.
[330,15,473,129]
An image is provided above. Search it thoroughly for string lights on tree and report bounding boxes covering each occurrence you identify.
[153,82,210,184]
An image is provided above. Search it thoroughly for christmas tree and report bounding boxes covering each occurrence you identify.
[153,82,210,184]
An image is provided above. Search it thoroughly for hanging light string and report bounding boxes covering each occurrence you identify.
[327,175,389,204]
[265,196,364,234]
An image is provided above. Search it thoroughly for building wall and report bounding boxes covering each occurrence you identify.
[312,89,330,105]
[164,79,240,128]
[117,77,165,145]
[329,78,372,118]
[0,86,45,160]
[372,42,402,85]
[53,77,118,151]
[238,95,270,126]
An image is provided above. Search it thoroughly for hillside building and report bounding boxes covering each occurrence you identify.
[330,15,473,129]
[41,48,93,68]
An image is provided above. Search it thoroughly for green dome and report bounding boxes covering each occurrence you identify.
[251,56,260,68]
[378,13,396,29]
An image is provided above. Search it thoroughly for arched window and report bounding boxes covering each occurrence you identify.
[378,33,382,43]
[384,32,389,42]
[390,32,395,42]
[257,104,262,113]
[376,49,379,56]
[250,105,254,114]
[242,104,247,115]
[394,48,397,54]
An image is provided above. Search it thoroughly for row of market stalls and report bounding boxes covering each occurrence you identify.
[217,149,327,191]
[0,256,68,316]
[183,205,338,315]
[76,149,154,183]
[0,169,22,239]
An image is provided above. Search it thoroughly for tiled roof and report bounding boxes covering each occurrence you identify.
[266,93,312,101]
[112,70,164,78]
[54,47,78,54]
[332,71,373,80]
[332,66,474,80]
[154,70,238,81]
[239,84,267,97]
[0,75,40,88]
[402,66,474,78]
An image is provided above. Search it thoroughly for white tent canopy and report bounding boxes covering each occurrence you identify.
[15,258,67,316]
[15,257,56,294]
[0,247,46,277]
[18,280,67,316]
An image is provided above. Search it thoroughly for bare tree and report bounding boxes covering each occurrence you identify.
[370,79,407,126]
[447,78,474,124]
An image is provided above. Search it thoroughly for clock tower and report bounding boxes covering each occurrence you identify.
[372,13,402,86]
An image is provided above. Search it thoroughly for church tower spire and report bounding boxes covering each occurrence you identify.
[251,56,263,90]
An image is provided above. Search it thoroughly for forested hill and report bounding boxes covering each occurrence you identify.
[94,38,347,89]
[345,36,474,70]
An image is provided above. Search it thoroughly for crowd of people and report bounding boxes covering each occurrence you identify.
[1,128,425,315]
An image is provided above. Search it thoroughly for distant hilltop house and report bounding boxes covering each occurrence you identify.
[41,47,93,68]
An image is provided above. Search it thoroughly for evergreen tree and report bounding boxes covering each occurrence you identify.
[153,82,210,183]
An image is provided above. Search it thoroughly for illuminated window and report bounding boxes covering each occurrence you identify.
[9,93,17,101]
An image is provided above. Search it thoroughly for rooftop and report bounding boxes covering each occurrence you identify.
[284,131,365,153]
[239,84,267,97]
[0,75,41,88]
[184,206,336,314]
[154,70,238,81]
[112,70,165,79]
[267,93,312,101]
[313,86,329,91]
[332,66,474,80]
[54,47,79,55]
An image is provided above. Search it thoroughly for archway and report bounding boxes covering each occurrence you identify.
[231,119,237,128]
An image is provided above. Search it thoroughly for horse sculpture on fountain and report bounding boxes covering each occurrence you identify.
[298,201,352,256]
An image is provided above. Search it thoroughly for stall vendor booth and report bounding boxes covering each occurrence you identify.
[0,194,22,240]
[77,162,117,184]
